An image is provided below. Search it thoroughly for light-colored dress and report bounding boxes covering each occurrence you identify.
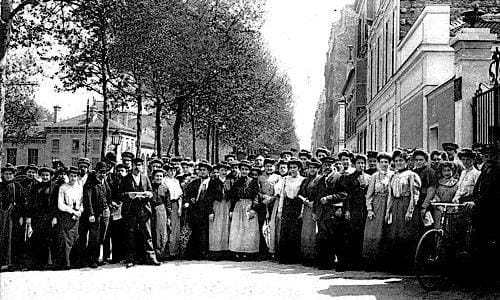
[386,169,421,270]
[229,177,260,253]
[362,170,393,265]
[164,176,183,257]
[209,177,230,251]
[259,173,280,252]
[432,178,459,229]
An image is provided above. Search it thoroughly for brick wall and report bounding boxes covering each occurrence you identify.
[399,0,500,41]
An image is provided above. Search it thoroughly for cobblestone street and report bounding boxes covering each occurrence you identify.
[1,261,499,300]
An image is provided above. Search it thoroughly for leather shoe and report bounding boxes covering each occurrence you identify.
[147,259,161,266]
[89,263,98,269]
[125,262,135,268]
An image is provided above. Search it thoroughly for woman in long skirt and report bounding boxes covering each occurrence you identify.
[298,158,321,266]
[209,163,231,258]
[385,150,421,272]
[229,160,260,258]
[278,159,305,264]
[269,160,289,256]
[341,154,372,269]
[163,164,183,259]
[151,170,170,261]
[362,152,393,268]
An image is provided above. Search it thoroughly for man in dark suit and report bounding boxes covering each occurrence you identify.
[121,158,160,267]
[183,160,223,260]
[82,162,111,268]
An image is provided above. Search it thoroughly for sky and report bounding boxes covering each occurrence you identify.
[36,0,352,148]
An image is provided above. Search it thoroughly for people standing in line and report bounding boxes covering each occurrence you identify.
[412,149,437,232]
[297,158,321,266]
[27,167,58,269]
[228,160,260,260]
[452,149,481,204]
[82,162,111,268]
[469,144,500,286]
[183,160,223,260]
[338,150,356,175]
[315,147,331,161]
[121,152,135,171]
[121,158,160,267]
[276,159,305,264]
[150,169,170,261]
[340,154,371,269]
[56,167,83,270]
[258,158,280,257]
[108,163,129,263]
[208,163,231,259]
[271,159,289,255]
[162,163,183,259]
[385,150,421,272]
[365,151,379,176]
[429,150,448,172]
[314,156,339,270]
[362,152,393,269]
[0,164,27,271]
[442,142,464,177]
[431,161,458,229]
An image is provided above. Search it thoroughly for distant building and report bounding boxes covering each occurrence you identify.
[4,105,155,168]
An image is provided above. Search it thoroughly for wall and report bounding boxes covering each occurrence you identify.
[426,79,455,150]
[400,91,424,148]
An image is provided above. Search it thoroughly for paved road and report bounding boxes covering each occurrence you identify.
[1,261,498,299]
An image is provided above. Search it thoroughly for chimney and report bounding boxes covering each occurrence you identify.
[53,105,61,123]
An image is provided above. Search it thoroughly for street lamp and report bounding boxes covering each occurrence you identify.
[111,129,123,154]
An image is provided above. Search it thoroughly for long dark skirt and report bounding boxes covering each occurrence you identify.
[57,213,79,268]
[362,193,388,266]
[279,197,302,264]
[152,204,169,260]
[386,195,419,271]
[0,206,13,267]
[29,213,58,268]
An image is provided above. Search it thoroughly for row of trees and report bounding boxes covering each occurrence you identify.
[0,0,298,165]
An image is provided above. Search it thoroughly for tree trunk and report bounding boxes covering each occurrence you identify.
[99,13,109,161]
[206,123,210,161]
[173,96,184,156]
[0,1,12,168]
[155,97,161,157]
[191,112,196,161]
[214,125,219,163]
[135,84,143,159]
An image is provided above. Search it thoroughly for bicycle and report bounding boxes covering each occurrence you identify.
[414,203,473,291]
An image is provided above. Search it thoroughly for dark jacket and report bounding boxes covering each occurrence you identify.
[28,181,58,219]
[184,177,224,223]
[83,172,112,217]
[0,180,26,218]
[120,172,153,216]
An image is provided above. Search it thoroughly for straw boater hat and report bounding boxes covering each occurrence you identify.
[315,147,331,157]
[68,166,80,175]
[238,160,253,169]
[442,142,459,151]
[287,158,303,169]
[197,160,213,171]
[279,150,293,158]
[78,157,91,167]
[1,163,16,173]
[121,151,135,161]
[338,149,354,160]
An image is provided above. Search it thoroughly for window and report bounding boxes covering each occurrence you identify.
[92,139,100,153]
[52,139,60,153]
[377,37,381,91]
[385,113,390,151]
[71,157,79,166]
[28,149,38,165]
[72,139,80,153]
[6,148,16,165]
[385,21,389,82]
[429,127,439,151]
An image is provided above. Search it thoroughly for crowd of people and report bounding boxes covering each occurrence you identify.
[0,143,498,279]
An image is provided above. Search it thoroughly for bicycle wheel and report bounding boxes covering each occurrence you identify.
[415,229,447,291]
